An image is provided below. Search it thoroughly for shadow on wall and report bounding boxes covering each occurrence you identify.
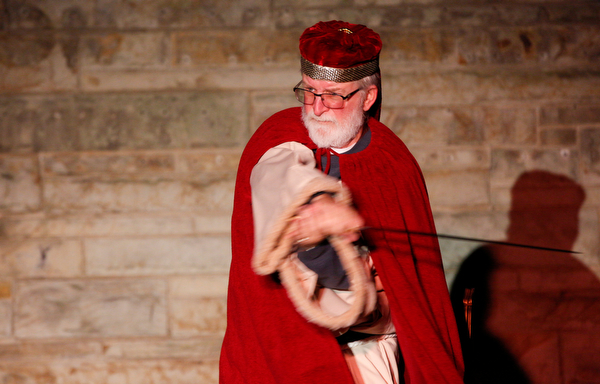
[451,170,600,384]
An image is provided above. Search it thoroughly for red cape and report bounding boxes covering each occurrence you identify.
[220,107,464,384]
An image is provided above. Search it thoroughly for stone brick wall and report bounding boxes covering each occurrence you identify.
[0,0,599,383]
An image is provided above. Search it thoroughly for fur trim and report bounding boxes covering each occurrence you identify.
[279,235,376,330]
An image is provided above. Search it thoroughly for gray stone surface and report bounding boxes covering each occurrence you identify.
[85,236,231,275]
[491,148,579,187]
[0,360,219,384]
[582,128,600,185]
[42,175,235,213]
[0,155,41,213]
[382,69,600,106]
[0,239,83,278]
[424,169,490,208]
[0,93,248,152]
[14,279,167,338]
[169,276,228,336]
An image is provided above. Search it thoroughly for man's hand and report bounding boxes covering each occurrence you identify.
[288,193,364,247]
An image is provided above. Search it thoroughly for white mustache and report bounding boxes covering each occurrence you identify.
[305,111,336,123]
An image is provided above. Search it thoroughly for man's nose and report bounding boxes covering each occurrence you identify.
[312,96,329,116]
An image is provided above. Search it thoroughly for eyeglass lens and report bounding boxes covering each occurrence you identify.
[294,89,345,109]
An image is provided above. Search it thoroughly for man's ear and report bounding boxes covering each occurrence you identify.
[362,85,378,112]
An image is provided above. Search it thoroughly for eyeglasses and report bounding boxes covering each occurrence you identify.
[293,81,361,109]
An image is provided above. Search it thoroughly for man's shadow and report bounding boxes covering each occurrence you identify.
[451,170,599,384]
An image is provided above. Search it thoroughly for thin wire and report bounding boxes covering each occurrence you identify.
[361,227,581,254]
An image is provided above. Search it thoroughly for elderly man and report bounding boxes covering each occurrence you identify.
[220,21,464,384]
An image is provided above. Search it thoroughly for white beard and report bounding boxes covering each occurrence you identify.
[302,106,366,149]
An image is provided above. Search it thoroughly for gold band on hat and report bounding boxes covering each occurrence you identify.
[301,56,379,83]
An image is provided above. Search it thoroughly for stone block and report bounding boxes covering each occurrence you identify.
[93,0,167,28]
[540,104,600,126]
[423,169,490,208]
[545,3,600,24]
[540,128,577,145]
[6,1,93,29]
[411,147,489,171]
[495,290,600,333]
[382,69,600,106]
[88,0,271,28]
[1,3,56,66]
[0,214,198,238]
[161,0,271,28]
[85,236,231,276]
[172,29,299,67]
[517,334,562,384]
[446,4,541,27]
[0,92,248,152]
[0,340,102,359]
[272,8,382,30]
[280,3,549,29]
[491,268,521,293]
[0,99,35,152]
[0,299,11,336]
[550,293,600,331]
[0,212,229,239]
[561,331,600,384]
[0,239,83,278]
[42,175,235,214]
[401,19,600,66]
[103,335,223,359]
[176,149,241,173]
[581,128,600,185]
[551,25,600,64]
[81,67,299,93]
[580,188,600,207]
[193,215,232,234]
[379,29,455,64]
[455,28,493,65]
[82,32,169,69]
[484,107,537,145]
[250,91,299,133]
[0,155,41,213]
[0,282,10,299]
[352,0,425,6]
[518,267,600,294]
[490,185,512,208]
[487,292,556,332]
[169,276,228,336]
[388,107,449,145]
[434,211,509,284]
[0,37,78,93]
[379,6,444,28]
[490,149,579,188]
[489,28,556,64]
[42,151,175,175]
[0,360,219,384]
[572,207,600,279]
[39,150,239,215]
[14,279,167,338]
[446,107,485,145]
[274,0,346,6]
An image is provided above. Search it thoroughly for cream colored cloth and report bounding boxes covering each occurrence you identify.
[250,142,400,384]
[342,335,401,384]
[250,142,329,255]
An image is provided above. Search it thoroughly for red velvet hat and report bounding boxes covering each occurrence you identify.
[299,20,382,83]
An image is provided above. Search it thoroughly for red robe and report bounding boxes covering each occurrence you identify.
[220,107,464,384]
